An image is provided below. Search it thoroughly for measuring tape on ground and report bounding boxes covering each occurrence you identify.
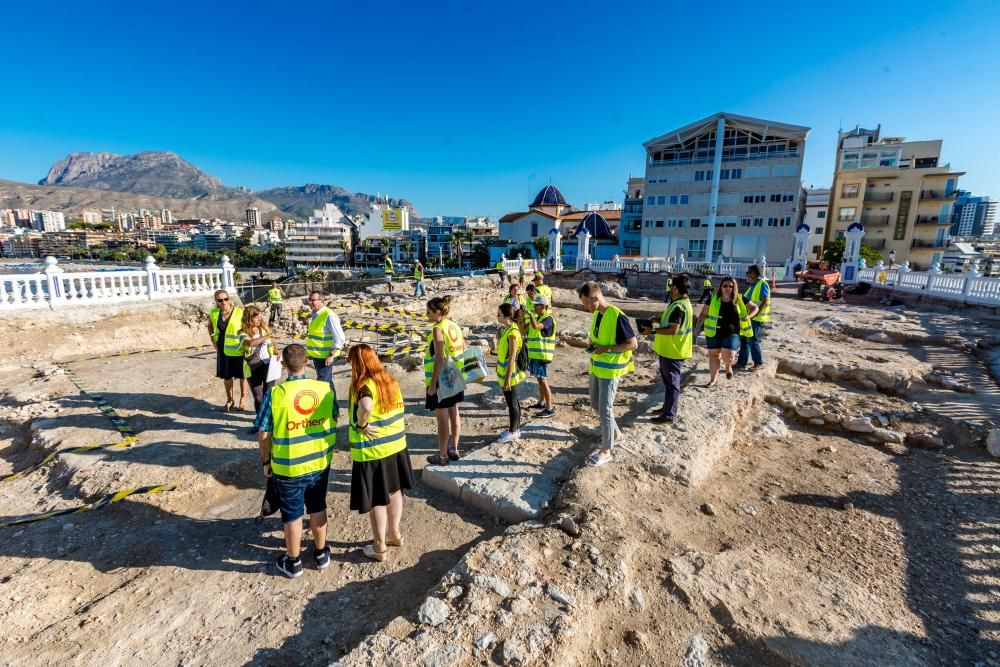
[0,484,178,527]
[375,343,428,357]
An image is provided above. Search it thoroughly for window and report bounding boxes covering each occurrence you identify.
[690,218,701,227]
[838,207,856,221]
[667,219,677,228]
[753,217,763,227]
[780,216,792,226]
[678,219,687,228]
[655,220,664,228]
[782,193,794,202]
[878,151,898,167]
[531,222,538,236]
[767,217,779,227]
[841,183,860,199]
[644,220,652,228]
[770,193,781,203]
[680,194,689,205]
[720,169,730,180]
[755,194,765,203]
[647,196,655,205]
[816,210,826,219]
[706,170,713,180]
[841,152,860,170]
[743,194,754,204]
[812,245,821,255]
[657,196,666,205]
[694,170,706,181]
[731,168,742,179]
[669,195,678,205]
[814,226,824,235]
[740,217,751,227]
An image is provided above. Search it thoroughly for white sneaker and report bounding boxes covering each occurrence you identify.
[498,430,521,443]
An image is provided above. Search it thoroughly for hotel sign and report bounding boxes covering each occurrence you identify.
[894,190,912,241]
[382,208,403,230]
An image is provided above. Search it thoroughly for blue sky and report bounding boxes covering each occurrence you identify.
[2,0,999,218]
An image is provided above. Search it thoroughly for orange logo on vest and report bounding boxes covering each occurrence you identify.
[293,389,320,415]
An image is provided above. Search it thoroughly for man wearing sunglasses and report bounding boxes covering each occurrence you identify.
[735,265,771,371]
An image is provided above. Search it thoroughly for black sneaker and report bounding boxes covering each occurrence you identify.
[447,448,461,461]
[274,554,303,578]
[426,453,448,466]
[651,415,674,424]
[314,547,331,570]
[537,408,556,419]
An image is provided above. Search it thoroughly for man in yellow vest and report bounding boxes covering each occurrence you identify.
[383,255,394,293]
[698,275,713,305]
[525,295,557,418]
[412,260,426,297]
[646,275,693,424]
[255,344,336,578]
[735,264,771,372]
[532,271,553,302]
[665,275,673,303]
[495,257,507,290]
[267,281,285,327]
[577,281,637,468]
[305,291,345,404]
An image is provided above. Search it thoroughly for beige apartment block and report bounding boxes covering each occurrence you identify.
[641,112,809,263]
[824,125,962,270]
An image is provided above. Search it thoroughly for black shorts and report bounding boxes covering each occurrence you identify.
[425,388,464,410]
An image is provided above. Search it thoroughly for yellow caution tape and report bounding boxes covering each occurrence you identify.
[73,345,213,363]
[0,484,178,527]
[59,365,137,439]
[375,343,428,357]
[337,303,428,320]
[341,319,427,335]
[1,436,137,483]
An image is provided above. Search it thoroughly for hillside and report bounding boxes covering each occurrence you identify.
[254,184,417,219]
[0,179,280,221]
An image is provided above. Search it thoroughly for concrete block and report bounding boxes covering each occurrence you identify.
[421,420,577,522]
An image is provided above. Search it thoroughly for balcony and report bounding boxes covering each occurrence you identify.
[864,191,894,202]
[915,215,949,226]
[920,190,957,200]
[910,239,947,249]
[860,214,890,226]
[649,150,799,167]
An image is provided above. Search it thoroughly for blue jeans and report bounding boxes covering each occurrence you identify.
[737,321,764,367]
[274,468,330,524]
[414,280,426,297]
[659,357,683,419]
[312,358,338,406]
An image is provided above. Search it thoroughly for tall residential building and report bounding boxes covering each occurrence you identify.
[802,188,831,260]
[31,210,66,232]
[286,203,352,270]
[161,209,173,226]
[824,125,963,269]
[619,176,644,255]
[641,112,809,261]
[81,210,102,225]
[246,207,260,228]
[949,192,996,238]
[1,209,15,227]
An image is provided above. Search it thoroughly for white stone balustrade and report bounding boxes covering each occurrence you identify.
[0,256,234,311]
[573,257,787,281]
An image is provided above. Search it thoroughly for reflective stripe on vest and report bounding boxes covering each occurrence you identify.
[503,295,526,309]
[589,305,633,379]
[744,279,771,323]
[242,331,276,376]
[384,260,393,274]
[413,266,421,279]
[349,378,406,462]
[535,285,552,301]
[497,325,526,387]
[424,319,466,386]
[306,308,334,358]
[703,294,753,339]
[267,288,282,304]
[211,306,245,357]
[703,278,712,288]
[653,297,693,360]
[526,315,556,362]
[269,378,336,477]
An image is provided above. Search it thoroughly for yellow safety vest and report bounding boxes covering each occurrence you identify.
[653,297,693,360]
[526,314,556,363]
[703,294,753,338]
[744,279,771,323]
[495,260,504,271]
[702,278,712,289]
[413,265,422,280]
[269,378,336,477]
[589,305,633,379]
[306,307,335,359]
[241,328,277,376]
[497,325,526,387]
[503,294,527,310]
[384,259,393,274]
[210,306,245,357]
[267,288,282,304]
[349,378,407,462]
[535,284,552,301]
[424,318,466,387]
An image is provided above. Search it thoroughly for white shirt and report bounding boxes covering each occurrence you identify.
[311,307,346,352]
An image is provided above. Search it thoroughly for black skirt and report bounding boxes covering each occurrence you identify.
[425,387,464,410]
[350,449,415,514]
[215,345,246,380]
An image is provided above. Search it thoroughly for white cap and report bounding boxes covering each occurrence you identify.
[533,296,550,306]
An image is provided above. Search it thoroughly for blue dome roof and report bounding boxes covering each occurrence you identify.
[574,211,616,240]
[795,223,810,233]
[846,222,864,233]
[531,185,567,207]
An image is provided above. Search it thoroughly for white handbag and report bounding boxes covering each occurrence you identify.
[462,345,488,384]
[436,357,466,400]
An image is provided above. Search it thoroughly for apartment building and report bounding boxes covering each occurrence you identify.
[641,112,809,262]
[31,210,66,232]
[949,192,996,238]
[619,177,644,256]
[824,125,964,269]
[285,203,352,270]
[802,188,830,260]
[246,207,260,228]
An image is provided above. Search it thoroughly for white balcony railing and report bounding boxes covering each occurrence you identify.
[572,255,787,281]
[856,262,1000,306]
[0,255,235,311]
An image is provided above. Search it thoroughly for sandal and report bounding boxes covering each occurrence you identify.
[386,536,404,547]
[585,451,613,468]
[726,371,734,380]
[705,379,718,388]
[447,449,461,461]
[426,453,448,466]
[363,545,386,562]
[222,400,234,412]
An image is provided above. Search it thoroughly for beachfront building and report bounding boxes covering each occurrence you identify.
[802,188,830,261]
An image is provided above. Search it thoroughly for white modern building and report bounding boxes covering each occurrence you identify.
[950,193,996,238]
[802,188,830,261]
[31,210,66,232]
[640,112,809,262]
[246,207,260,228]
[285,203,353,270]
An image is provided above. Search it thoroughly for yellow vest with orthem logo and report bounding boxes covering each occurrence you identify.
[349,378,406,463]
[269,378,336,477]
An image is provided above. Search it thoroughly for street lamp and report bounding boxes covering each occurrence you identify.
[888,249,896,268]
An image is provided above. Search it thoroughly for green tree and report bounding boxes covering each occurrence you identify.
[822,239,884,267]
[532,236,550,261]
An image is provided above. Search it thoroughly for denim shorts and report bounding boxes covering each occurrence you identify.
[706,334,740,351]
[273,467,330,524]
[528,359,549,378]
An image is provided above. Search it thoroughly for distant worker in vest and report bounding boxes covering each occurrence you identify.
[383,254,394,293]
[347,344,414,561]
[518,259,527,287]
[239,304,278,416]
[525,295,556,418]
[495,257,507,290]
[698,275,714,305]
[664,274,673,303]
[577,281,637,467]
[267,281,286,327]
[255,344,335,578]
[412,260,426,298]
[496,303,527,442]
[532,271,553,302]
[642,275,693,424]
[735,265,771,372]
[424,295,467,465]
[695,276,758,387]
[208,289,249,411]
[503,283,527,312]
[305,291,346,403]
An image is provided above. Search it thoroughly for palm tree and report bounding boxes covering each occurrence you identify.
[337,238,350,267]
[450,230,467,267]
[403,240,415,261]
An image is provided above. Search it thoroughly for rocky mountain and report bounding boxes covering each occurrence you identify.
[254,184,417,220]
[40,151,242,199]
[0,179,279,222]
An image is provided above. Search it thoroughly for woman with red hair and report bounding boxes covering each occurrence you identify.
[347,344,414,561]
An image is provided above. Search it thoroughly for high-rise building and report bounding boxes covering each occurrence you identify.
[802,188,830,260]
[285,203,352,270]
[161,209,173,226]
[1,209,15,227]
[641,112,809,261]
[949,192,995,238]
[81,210,102,225]
[824,125,964,269]
[620,177,645,256]
[246,207,260,228]
[31,210,66,232]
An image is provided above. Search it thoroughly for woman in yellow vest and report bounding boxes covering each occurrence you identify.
[348,344,413,561]
[496,303,527,443]
[207,289,248,411]
[424,295,467,465]
[239,304,278,415]
[695,276,758,386]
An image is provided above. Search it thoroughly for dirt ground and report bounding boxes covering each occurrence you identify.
[0,277,998,666]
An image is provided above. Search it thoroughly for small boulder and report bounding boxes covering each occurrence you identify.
[988,429,1000,458]
[417,596,450,627]
[905,432,944,450]
[844,416,875,433]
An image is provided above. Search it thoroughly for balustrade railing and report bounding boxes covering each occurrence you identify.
[0,255,235,311]
[860,260,1000,306]
[572,256,787,281]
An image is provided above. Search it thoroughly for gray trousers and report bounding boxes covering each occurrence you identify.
[589,374,622,451]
